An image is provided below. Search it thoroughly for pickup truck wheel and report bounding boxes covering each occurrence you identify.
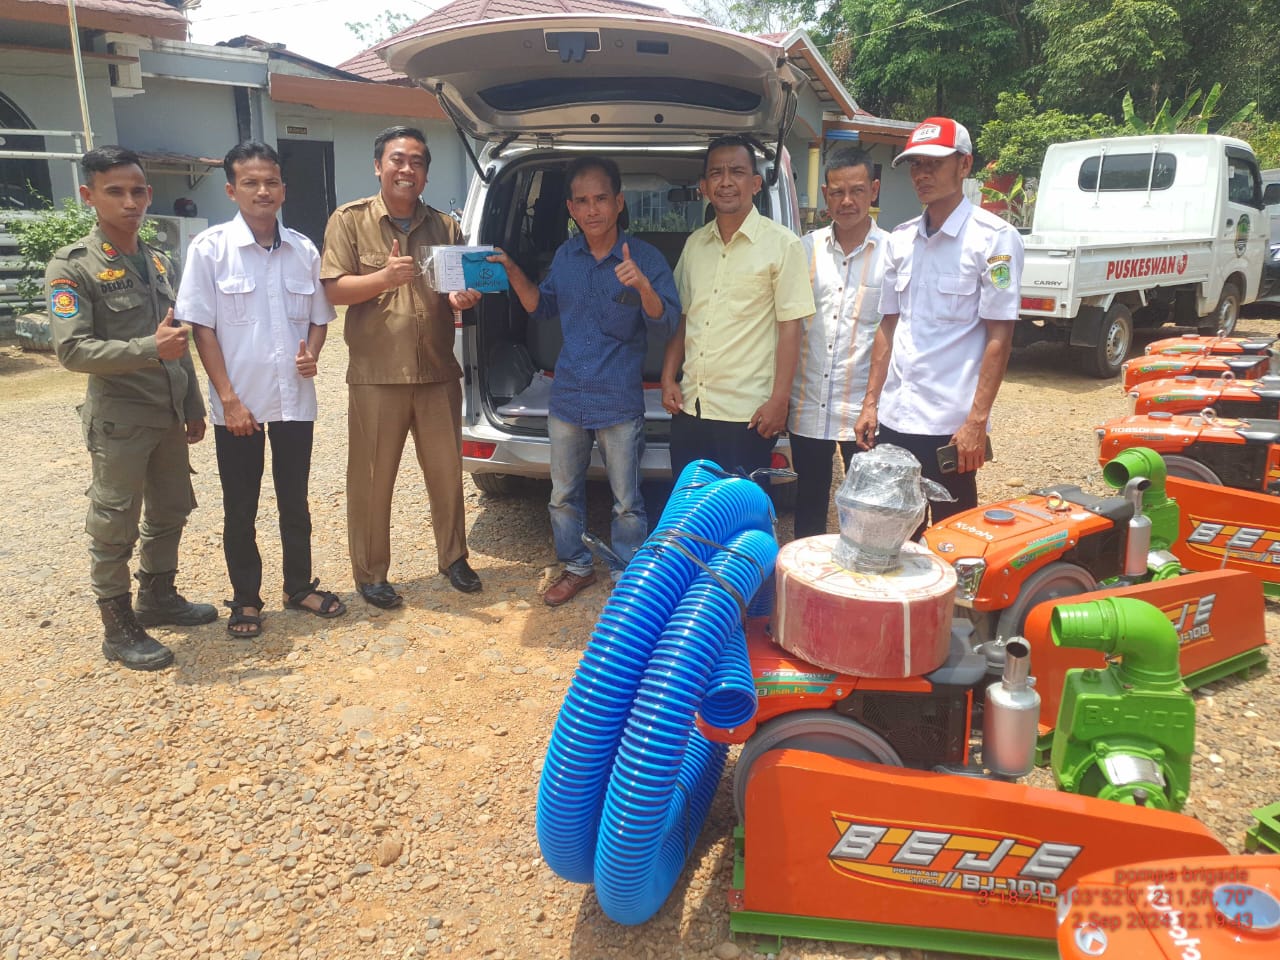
[1164,455,1223,485]
[1200,281,1241,336]
[471,472,522,497]
[1076,303,1132,378]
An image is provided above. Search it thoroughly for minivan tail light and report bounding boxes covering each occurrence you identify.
[463,441,497,459]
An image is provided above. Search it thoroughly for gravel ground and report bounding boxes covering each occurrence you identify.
[2,311,1279,960]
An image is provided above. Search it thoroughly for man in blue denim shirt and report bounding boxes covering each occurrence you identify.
[491,157,679,605]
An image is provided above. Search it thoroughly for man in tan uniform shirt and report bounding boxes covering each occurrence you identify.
[321,126,482,608]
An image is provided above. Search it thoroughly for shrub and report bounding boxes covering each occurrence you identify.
[6,199,156,313]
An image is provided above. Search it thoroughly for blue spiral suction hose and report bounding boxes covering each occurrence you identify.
[535,460,777,923]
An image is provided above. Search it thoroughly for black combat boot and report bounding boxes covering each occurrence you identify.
[134,570,218,626]
[98,594,175,671]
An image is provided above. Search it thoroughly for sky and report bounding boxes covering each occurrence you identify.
[187,1,697,70]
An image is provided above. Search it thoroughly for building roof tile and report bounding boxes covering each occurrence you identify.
[3,0,188,40]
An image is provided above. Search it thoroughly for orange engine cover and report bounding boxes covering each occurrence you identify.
[1123,354,1270,391]
[1144,333,1276,357]
[774,536,955,678]
[741,751,1227,942]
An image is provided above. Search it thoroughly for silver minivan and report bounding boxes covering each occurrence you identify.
[381,14,806,496]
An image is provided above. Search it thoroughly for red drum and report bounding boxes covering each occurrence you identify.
[773,536,956,678]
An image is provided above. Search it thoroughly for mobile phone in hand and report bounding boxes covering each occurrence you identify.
[937,437,994,474]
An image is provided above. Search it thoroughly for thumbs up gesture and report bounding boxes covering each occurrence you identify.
[295,339,317,379]
[614,241,651,292]
[155,307,189,360]
[382,237,418,290]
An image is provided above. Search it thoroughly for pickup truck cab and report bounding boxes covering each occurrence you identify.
[1016,135,1268,378]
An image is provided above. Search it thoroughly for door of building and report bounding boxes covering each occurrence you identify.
[279,139,336,248]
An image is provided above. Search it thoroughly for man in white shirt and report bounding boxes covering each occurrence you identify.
[789,147,886,538]
[178,140,346,637]
[855,117,1024,526]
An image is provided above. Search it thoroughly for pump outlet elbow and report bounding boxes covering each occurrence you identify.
[1050,597,1182,689]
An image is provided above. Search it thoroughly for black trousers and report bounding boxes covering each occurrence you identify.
[669,411,777,481]
[789,433,861,539]
[214,421,314,608]
[876,424,978,533]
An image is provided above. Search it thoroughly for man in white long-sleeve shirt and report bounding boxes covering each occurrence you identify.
[789,147,886,538]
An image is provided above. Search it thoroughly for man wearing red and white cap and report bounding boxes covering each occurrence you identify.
[854,116,1023,526]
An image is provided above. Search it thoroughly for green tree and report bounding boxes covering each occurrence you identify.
[1120,83,1256,135]
[689,0,812,34]
[1030,0,1186,115]
[976,91,1115,178]
[1222,119,1280,170]
[345,9,415,46]
[808,0,1038,132]
[1166,2,1280,122]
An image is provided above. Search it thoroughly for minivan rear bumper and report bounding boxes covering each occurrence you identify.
[461,421,792,481]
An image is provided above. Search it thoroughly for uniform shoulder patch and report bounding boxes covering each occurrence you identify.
[150,253,167,276]
[101,241,119,260]
[48,277,78,288]
[987,254,1011,265]
[50,286,80,319]
[989,262,1012,290]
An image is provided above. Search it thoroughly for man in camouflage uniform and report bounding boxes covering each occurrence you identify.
[47,145,217,671]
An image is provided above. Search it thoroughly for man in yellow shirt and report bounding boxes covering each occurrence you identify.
[661,135,814,477]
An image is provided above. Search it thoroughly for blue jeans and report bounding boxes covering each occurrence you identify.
[548,414,647,577]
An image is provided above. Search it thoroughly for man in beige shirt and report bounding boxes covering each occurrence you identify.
[321,126,482,608]
[661,135,815,478]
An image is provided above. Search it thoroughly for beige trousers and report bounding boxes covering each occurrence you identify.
[346,381,467,586]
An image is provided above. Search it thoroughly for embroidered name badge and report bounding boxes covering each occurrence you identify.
[97,267,126,282]
[990,262,1012,290]
[101,241,119,260]
[101,278,135,294]
[151,254,167,276]
[50,287,79,319]
[48,277,78,288]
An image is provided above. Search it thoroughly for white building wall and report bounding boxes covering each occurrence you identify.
[861,141,919,232]
[0,50,118,200]
[327,115,467,214]
[113,77,241,219]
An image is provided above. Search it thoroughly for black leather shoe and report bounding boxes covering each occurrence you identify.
[358,581,404,609]
[444,558,482,594]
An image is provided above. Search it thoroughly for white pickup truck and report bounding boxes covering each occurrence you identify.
[1015,134,1268,377]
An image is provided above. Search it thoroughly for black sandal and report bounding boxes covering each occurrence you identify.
[225,600,263,638]
[285,578,347,619]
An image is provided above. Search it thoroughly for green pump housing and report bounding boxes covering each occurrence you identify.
[1050,596,1195,811]
[1102,447,1181,578]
